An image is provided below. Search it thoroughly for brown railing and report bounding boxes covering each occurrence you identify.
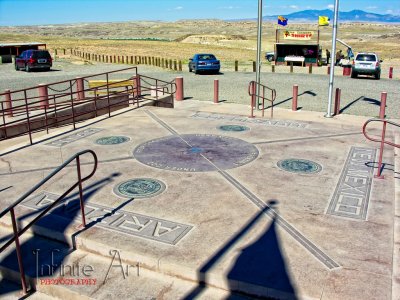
[0,149,98,294]
[248,80,277,118]
[0,67,176,144]
[363,118,400,178]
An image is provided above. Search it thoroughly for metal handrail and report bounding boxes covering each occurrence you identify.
[1,69,177,144]
[0,149,98,294]
[248,80,277,118]
[362,118,400,178]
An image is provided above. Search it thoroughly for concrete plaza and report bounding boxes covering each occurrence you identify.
[0,100,399,300]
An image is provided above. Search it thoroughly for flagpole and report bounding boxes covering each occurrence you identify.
[256,0,263,109]
[326,0,339,118]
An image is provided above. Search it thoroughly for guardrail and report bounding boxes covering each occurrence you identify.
[248,81,277,118]
[362,118,400,178]
[0,67,176,144]
[0,150,98,294]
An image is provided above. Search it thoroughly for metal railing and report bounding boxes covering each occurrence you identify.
[248,80,277,118]
[362,118,400,178]
[1,67,176,144]
[0,150,98,294]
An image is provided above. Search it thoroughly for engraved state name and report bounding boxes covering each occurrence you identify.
[22,192,192,245]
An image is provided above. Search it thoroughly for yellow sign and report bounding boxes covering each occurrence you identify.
[283,31,314,40]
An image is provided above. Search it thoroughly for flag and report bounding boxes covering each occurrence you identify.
[318,16,330,26]
[277,16,288,26]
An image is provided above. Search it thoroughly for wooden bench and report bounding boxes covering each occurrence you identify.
[88,79,136,97]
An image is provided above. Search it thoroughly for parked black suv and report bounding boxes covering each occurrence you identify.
[15,50,52,72]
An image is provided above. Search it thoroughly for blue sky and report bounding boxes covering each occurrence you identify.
[0,0,399,26]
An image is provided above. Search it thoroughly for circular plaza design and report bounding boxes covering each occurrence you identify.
[133,134,259,172]
[277,159,322,174]
[217,125,250,132]
[114,178,166,198]
[95,136,130,145]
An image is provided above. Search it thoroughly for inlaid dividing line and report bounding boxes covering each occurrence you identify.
[145,110,179,135]
[218,170,341,270]
[142,110,340,269]
[0,157,135,177]
[252,132,362,145]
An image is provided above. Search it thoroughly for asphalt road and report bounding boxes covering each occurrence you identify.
[0,60,399,118]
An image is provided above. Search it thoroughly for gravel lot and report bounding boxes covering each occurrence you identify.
[0,59,399,118]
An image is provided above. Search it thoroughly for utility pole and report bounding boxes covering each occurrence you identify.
[326,0,340,117]
[256,0,263,108]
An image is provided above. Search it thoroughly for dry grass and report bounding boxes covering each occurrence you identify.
[1,21,399,65]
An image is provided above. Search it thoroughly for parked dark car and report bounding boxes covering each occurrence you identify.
[15,49,52,72]
[265,51,275,62]
[188,54,220,74]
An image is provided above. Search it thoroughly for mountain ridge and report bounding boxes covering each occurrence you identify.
[228,9,400,23]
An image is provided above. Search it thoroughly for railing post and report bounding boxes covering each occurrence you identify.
[134,75,141,100]
[38,84,49,109]
[179,60,182,71]
[76,156,87,228]
[214,79,219,104]
[76,77,85,100]
[4,89,13,117]
[375,121,387,179]
[379,92,387,119]
[10,208,28,295]
[23,90,33,145]
[389,67,393,79]
[175,77,184,101]
[249,82,256,118]
[334,88,341,116]
[292,84,298,111]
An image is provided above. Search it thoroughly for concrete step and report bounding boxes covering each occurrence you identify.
[0,227,254,300]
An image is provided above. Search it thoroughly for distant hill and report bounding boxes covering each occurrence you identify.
[230,9,400,23]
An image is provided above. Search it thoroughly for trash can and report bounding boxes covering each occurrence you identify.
[343,65,351,76]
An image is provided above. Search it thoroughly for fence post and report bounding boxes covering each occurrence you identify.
[379,92,387,119]
[179,60,182,71]
[308,64,312,74]
[169,59,173,69]
[176,76,184,101]
[272,65,275,73]
[174,60,177,71]
[76,77,85,100]
[334,88,341,115]
[252,61,256,72]
[4,89,13,117]
[235,60,238,72]
[292,84,298,111]
[389,67,393,79]
[38,84,49,109]
[290,62,294,73]
[214,79,219,104]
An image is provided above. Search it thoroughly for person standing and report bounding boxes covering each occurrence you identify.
[335,50,342,65]
[326,49,331,64]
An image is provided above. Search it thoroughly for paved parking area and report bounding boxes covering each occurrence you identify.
[1,60,399,117]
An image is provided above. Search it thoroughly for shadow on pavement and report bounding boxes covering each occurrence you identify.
[0,172,121,297]
[183,200,297,299]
